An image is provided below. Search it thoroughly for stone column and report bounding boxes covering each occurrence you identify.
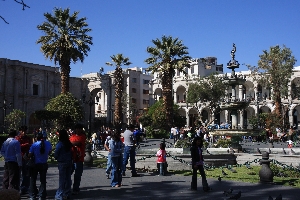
[186,109,190,127]
[239,110,244,129]
[231,85,236,101]
[224,110,229,123]
[238,85,243,100]
[231,110,238,129]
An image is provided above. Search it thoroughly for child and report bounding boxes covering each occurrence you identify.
[287,140,293,148]
[190,137,210,191]
[156,143,166,176]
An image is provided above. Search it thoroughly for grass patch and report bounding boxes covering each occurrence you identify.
[173,165,300,188]
[93,157,107,168]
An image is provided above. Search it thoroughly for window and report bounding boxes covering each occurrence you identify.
[33,84,39,95]
[132,78,137,83]
[191,66,194,74]
[132,98,136,103]
[143,90,149,94]
[177,70,180,76]
[143,99,149,105]
[143,79,150,84]
[132,88,137,93]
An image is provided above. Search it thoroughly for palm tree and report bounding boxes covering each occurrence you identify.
[37,7,93,94]
[145,35,191,131]
[106,54,132,132]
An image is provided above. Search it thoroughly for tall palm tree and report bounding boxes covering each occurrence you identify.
[106,54,132,132]
[37,7,93,94]
[145,35,191,131]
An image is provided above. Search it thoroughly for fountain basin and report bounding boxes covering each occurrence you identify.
[211,129,262,136]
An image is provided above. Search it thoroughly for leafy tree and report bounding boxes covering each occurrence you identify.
[37,7,93,94]
[34,110,60,128]
[248,45,296,128]
[186,73,227,124]
[106,54,132,132]
[45,92,83,129]
[5,109,26,131]
[145,35,191,131]
[139,99,186,129]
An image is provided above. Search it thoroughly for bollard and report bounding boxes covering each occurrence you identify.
[259,152,273,183]
[84,144,94,167]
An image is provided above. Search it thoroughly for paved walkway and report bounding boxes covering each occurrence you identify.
[0,139,299,199]
[0,160,298,200]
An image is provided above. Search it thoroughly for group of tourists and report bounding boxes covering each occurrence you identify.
[1,124,86,200]
[171,125,212,143]
[103,124,150,187]
[1,122,212,198]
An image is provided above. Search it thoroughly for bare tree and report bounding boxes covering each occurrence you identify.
[1,0,30,24]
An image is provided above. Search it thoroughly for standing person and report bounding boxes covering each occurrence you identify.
[122,124,140,177]
[173,127,178,142]
[15,125,32,195]
[54,129,73,200]
[91,132,97,151]
[288,126,294,141]
[28,132,52,200]
[69,123,86,195]
[190,137,210,191]
[170,126,175,139]
[104,132,112,179]
[156,143,166,176]
[109,132,123,187]
[1,130,22,190]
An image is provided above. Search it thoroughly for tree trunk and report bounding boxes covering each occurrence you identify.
[59,61,71,94]
[114,66,123,133]
[273,89,283,127]
[162,70,173,132]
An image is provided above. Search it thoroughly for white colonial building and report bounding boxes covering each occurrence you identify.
[1,57,300,133]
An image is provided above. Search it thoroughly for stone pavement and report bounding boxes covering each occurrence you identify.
[1,160,299,200]
[0,139,300,200]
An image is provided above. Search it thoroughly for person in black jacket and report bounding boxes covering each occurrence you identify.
[190,137,210,191]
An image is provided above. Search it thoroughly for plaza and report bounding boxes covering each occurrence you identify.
[1,138,299,200]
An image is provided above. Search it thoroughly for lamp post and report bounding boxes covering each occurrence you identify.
[82,93,98,138]
[1,99,12,132]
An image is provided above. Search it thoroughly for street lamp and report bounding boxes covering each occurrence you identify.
[1,99,12,132]
[82,93,98,138]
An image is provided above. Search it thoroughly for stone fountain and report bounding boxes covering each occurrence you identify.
[210,44,260,150]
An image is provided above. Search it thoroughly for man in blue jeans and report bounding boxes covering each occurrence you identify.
[122,124,140,177]
[104,133,112,179]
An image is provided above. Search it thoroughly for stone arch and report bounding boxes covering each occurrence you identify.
[260,106,271,113]
[154,88,163,100]
[175,85,187,103]
[188,107,199,128]
[178,108,186,117]
[290,77,300,99]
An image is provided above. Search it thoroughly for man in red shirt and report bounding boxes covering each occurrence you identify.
[70,124,86,195]
[15,125,32,195]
